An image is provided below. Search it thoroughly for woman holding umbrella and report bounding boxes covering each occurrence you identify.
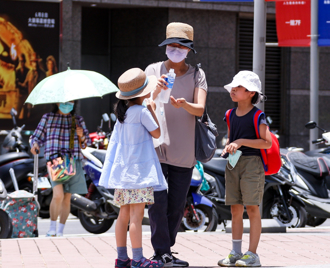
[30,101,91,237]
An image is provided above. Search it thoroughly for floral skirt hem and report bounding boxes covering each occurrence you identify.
[114,187,154,206]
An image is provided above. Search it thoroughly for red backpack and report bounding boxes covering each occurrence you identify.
[225,108,281,175]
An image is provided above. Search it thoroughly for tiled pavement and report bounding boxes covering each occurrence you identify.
[1,228,330,268]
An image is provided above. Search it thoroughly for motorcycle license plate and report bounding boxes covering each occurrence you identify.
[38,177,52,189]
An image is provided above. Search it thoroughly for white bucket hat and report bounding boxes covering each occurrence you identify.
[224,70,265,104]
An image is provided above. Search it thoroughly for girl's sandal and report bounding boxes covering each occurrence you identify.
[131,257,164,268]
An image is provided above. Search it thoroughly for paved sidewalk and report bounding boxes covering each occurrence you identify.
[1,227,330,268]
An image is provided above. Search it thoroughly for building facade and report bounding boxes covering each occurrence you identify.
[61,0,330,150]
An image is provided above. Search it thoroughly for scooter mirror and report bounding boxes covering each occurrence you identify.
[10,108,17,117]
[305,121,317,129]
[102,113,110,122]
[267,116,273,125]
[110,113,117,122]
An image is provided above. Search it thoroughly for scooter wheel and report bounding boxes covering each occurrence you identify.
[269,200,307,228]
[181,205,218,232]
[0,210,13,238]
[78,210,114,234]
[306,215,327,227]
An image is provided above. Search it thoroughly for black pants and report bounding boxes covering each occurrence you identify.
[148,163,193,255]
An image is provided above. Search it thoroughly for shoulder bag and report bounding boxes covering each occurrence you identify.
[47,115,77,182]
[194,64,219,163]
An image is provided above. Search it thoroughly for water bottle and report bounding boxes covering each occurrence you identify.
[159,69,176,103]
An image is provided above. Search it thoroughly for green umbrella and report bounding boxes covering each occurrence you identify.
[25,67,119,105]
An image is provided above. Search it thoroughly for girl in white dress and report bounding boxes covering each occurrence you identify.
[99,68,167,268]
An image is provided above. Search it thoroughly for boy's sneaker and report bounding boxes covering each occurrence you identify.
[235,251,261,267]
[218,250,243,267]
[57,233,63,237]
[150,253,173,267]
[171,252,189,267]
[115,258,131,268]
[131,257,164,268]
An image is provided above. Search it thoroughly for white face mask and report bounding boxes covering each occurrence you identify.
[165,46,189,63]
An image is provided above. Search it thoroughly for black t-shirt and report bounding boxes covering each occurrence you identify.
[224,106,268,156]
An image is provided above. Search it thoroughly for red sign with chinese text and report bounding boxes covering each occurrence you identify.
[275,1,311,47]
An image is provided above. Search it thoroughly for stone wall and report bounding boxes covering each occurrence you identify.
[289,47,330,150]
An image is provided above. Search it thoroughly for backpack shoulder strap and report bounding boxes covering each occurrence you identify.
[225,108,235,130]
[253,109,264,139]
[253,109,268,170]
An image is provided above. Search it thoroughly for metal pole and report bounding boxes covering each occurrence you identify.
[310,0,319,150]
[253,0,267,112]
[253,0,267,217]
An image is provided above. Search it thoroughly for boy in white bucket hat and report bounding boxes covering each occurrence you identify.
[224,70,265,105]
[218,71,272,267]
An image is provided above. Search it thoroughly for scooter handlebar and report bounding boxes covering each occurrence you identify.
[312,138,325,144]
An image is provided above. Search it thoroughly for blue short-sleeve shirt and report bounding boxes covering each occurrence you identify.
[99,105,167,191]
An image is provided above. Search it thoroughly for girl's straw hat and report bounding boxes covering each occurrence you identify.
[158,22,196,53]
[116,68,157,100]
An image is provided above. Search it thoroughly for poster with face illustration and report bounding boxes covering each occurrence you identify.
[0,0,59,129]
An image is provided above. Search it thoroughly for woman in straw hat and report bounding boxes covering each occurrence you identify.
[145,22,207,267]
[99,68,168,268]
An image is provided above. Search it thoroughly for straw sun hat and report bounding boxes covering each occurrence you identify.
[116,68,157,100]
[158,22,196,53]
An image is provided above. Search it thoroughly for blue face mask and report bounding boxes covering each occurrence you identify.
[227,150,242,170]
[59,102,74,114]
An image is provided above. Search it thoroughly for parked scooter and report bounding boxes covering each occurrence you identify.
[0,179,12,238]
[72,146,119,233]
[180,162,218,232]
[202,154,307,228]
[304,121,330,190]
[283,127,330,227]
[89,113,115,150]
[0,108,46,193]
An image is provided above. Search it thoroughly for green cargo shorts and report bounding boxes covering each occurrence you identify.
[225,155,265,206]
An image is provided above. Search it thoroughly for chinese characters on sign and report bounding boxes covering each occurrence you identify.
[286,20,301,26]
[28,12,56,28]
[275,0,311,46]
[0,1,60,129]
[282,1,306,4]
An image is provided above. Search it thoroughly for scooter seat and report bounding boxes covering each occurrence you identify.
[203,157,227,175]
[0,152,30,166]
[287,151,330,178]
[91,150,107,164]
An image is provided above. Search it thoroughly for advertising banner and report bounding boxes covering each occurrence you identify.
[318,0,330,46]
[0,0,60,130]
[275,1,311,47]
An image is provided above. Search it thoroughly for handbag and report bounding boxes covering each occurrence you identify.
[194,63,218,163]
[47,115,77,182]
[195,108,219,163]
